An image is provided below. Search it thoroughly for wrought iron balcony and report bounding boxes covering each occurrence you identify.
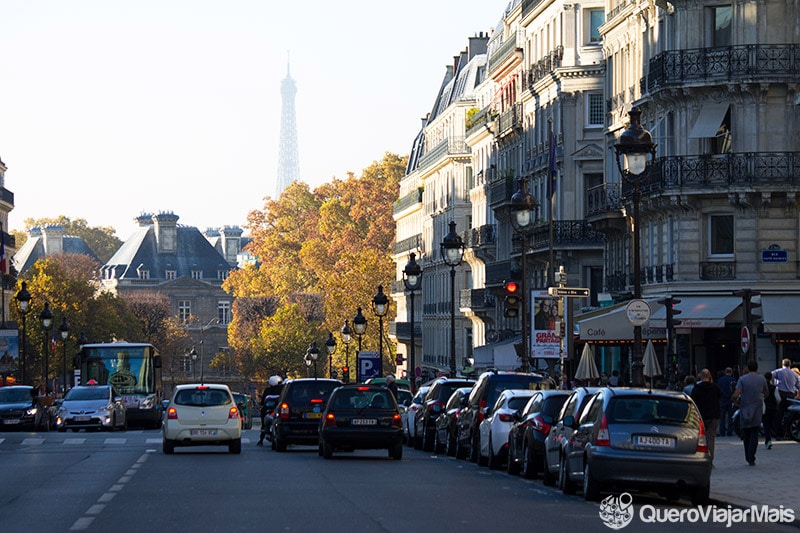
[0,187,14,206]
[496,103,523,138]
[645,44,800,92]
[466,105,495,137]
[586,183,623,217]
[417,136,470,171]
[393,234,422,255]
[528,220,606,250]
[488,31,522,74]
[488,171,516,208]
[393,187,423,215]
[700,261,736,280]
[389,321,422,342]
[523,46,564,89]
[464,224,496,250]
[459,288,496,310]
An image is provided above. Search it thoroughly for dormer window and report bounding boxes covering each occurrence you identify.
[191,270,202,280]
[217,270,229,280]
[138,269,150,280]
[166,270,176,280]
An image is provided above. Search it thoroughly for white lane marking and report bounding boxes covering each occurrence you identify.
[69,517,95,530]
[22,438,45,445]
[98,492,116,502]
[86,504,105,515]
[64,438,86,444]
[104,438,127,445]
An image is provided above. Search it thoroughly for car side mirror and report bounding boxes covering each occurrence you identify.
[563,415,575,428]
[543,414,554,425]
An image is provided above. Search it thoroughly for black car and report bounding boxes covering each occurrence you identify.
[0,385,36,430]
[434,386,472,456]
[271,378,341,451]
[456,370,550,463]
[318,384,404,460]
[506,389,570,480]
[413,377,474,451]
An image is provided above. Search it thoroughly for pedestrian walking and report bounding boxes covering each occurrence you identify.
[763,371,779,449]
[690,369,722,463]
[771,358,800,438]
[732,359,768,466]
[385,375,399,401]
[683,375,696,396]
[717,367,736,437]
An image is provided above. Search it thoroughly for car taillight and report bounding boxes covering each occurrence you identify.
[324,413,336,426]
[533,415,552,435]
[391,413,402,428]
[167,407,178,420]
[696,418,708,453]
[279,402,290,419]
[229,406,239,419]
[477,399,486,423]
[498,413,514,422]
[596,413,610,446]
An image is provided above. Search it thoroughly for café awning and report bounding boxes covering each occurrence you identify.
[577,300,666,342]
[649,296,740,329]
[689,103,729,138]
[761,295,800,333]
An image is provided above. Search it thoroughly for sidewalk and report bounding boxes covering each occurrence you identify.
[709,435,797,513]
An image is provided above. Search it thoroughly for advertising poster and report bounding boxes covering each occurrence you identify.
[531,290,560,358]
[0,329,20,375]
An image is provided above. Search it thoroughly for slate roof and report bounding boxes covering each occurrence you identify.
[12,229,101,273]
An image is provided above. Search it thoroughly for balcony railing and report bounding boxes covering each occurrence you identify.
[486,259,514,287]
[488,31,522,73]
[488,171,517,207]
[460,288,496,310]
[464,224,496,249]
[645,44,800,92]
[393,187,423,214]
[523,46,564,89]
[417,137,470,171]
[586,183,623,217]
[529,220,606,250]
[466,105,495,137]
[393,234,422,255]
[497,103,523,137]
[389,321,422,341]
[700,261,736,280]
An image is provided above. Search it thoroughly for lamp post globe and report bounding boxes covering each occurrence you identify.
[15,282,32,385]
[341,320,352,383]
[309,342,320,379]
[614,106,656,387]
[325,332,336,378]
[440,220,464,377]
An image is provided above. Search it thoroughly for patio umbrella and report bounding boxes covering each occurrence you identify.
[642,340,662,390]
[574,344,600,383]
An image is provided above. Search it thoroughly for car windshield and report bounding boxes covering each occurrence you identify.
[608,397,695,426]
[0,389,31,403]
[65,387,109,401]
[487,376,543,407]
[174,388,231,407]
[507,396,532,410]
[331,389,394,410]
[288,382,338,407]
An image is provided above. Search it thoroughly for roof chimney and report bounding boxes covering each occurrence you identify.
[152,212,179,253]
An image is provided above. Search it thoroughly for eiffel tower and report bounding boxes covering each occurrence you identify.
[276,55,299,198]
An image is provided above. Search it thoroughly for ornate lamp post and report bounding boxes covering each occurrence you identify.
[59,316,70,392]
[353,307,367,382]
[309,342,319,379]
[189,346,198,382]
[325,332,336,378]
[509,177,539,374]
[402,253,422,390]
[614,107,656,388]
[440,220,465,377]
[372,286,389,377]
[341,320,352,383]
[15,282,31,385]
[40,301,53,386]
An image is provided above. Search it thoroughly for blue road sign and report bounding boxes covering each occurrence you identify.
[357,351,380,382]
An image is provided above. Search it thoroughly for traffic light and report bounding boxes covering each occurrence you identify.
[658,296,682,329]
[734,289,762,326]
[395,354,405,366]
[503,280,521,318]
[342,366,350,383]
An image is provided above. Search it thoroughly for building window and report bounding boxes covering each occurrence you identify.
[165,270,176,280]
[178,300,191,323]
[191,270,202,280]
[587,9,604,44]
[587,93,604,127]
[710,6,732,47]
[138,270,150,280]
[709,214,734,256]
[217,270,229,280]
[218,301,231,325]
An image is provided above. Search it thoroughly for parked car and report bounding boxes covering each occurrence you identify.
[318,384,404,460]
[396,388,413,411]
[562,387,712,504]
[271,378,341,451]
[478,389,536,469]
[0,385,36,430]
[506,389,570,479]
[162,383,241,454]
[401,385,429,447]
[413,377,474,451]
[56,384,127,432]
[544,386,601,489]
[434,387,472,456]
[232,392,253,430]
[365,377,412,391]
[456,371,550,463]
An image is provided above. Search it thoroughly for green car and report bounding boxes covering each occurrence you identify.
[232,392,253,430]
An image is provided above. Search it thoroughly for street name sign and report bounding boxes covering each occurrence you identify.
[547,287,590,297]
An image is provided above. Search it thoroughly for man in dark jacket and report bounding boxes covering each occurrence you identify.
[716,367,736,437]
[691,368,722,463]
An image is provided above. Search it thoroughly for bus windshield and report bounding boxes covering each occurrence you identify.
[83,344,156,395]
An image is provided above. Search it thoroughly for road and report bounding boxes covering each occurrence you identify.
[0,428,795,532]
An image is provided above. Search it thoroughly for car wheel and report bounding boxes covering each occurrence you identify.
[162,439,175,454]
[468,432,480,463]
[109,415,117,432]
[447,432,458,457]
[507,447,521,475]
[559,457,576,495]
[422,426,434,452]
[690,484,710,506]
[413,429,423,450]
[583,461,601,501]
[542,452,557,486]
[322,439,333,459]
[274,433,287,452]
[390,442,403,460]
[522,442,538,479]
[229,438,242,454]
[487,435,501,470]
[432,430,443,454]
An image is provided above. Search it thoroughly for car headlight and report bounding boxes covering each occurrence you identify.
[26,407,37,416]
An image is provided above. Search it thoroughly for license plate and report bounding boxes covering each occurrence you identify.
[74,416,91,422]
[3,419,20,425]
[304,412,321,419]
[190,429,218,436]
[351,419,377,426]
[635,435,675,448]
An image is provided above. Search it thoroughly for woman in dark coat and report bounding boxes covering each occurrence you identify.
[691,368,722,463]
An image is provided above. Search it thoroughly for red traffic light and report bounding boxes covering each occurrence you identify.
[504,281,520,294]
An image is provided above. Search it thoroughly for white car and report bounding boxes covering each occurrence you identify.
[56,384,127,432]
[162,383,242,454]
[478,389,536,469]
[401,386,429,447]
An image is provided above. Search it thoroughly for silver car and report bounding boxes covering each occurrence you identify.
[57,384,127,432]
[562,388,712,505]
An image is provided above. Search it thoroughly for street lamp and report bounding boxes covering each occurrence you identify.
[59,316,70,392]
[40,301,53,386]
[189,346,199,382]
[15,282,31,385]
[440,220,465,377]
[372,285,389,377]
[308,342,319,379]
[325,332,336,378]
[509,177,539,374]
[403,252,422,390]
[77,331,88,385]
[614,106,656,388]
[353,307,367,382]
[341,320,352,383]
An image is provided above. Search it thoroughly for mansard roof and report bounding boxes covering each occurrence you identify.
[12,227,101,273]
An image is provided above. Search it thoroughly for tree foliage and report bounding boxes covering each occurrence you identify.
[12,216,123,263]
[223,152,405,378]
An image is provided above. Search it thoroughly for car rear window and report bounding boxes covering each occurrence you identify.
[608,397,697,427]
[175,388,231,407]
[331,389,394,410]
[486,376,544,407]
[288,382,339,407]
[543,395,570,416]
[507,396,532,410]
[438,382,473,400]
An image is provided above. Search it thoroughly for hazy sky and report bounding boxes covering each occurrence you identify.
[0,1,505,240]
